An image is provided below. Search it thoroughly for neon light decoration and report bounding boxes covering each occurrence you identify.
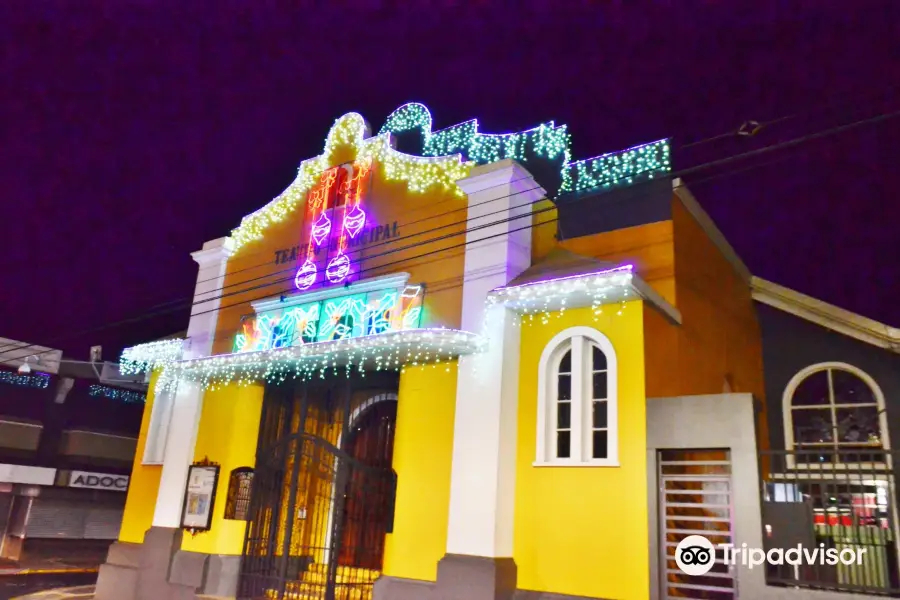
[294,162,373,290]
[233,285,424,354]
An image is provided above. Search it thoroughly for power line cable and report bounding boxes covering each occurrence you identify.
[3,105,898,361]
[178,85,900,290]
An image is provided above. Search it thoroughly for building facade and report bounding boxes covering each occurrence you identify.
[95,104,899,600]
[0,340,147,562]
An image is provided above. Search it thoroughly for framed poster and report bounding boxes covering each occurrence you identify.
[180,460,220,532]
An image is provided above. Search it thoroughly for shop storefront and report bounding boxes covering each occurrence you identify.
[0,464,129,560]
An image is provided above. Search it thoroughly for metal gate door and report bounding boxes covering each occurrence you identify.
[238,379,398,600]
[659,449,736,599]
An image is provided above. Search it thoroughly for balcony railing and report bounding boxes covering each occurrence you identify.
[760,449,900,596]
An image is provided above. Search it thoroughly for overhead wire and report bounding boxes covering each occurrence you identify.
[3,103,899,362]
[185,81,900,287]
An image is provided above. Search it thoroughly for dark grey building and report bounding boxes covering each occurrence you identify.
[0,339,147,562]
[752,277,900,594]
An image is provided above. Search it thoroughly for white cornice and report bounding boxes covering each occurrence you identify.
[456,159,540,195]
[751,276,900,353]
[672,179,751,283]
[191,237,234,266]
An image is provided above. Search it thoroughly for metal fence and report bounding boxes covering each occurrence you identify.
[760,449,900,596]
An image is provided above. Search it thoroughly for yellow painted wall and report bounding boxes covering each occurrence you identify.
[515,302,648,600]
[181,383,265,555]
[382,363,457,582]
[118,370,163,543]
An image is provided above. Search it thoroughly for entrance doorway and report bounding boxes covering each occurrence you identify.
[337,398,397,569]
[237,374,399,600]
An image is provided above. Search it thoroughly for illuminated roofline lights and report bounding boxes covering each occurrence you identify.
[230,103,671,254]
[379,102,670,197]
[230,112,472,252]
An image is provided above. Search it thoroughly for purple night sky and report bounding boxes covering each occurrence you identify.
[1,2,899,360]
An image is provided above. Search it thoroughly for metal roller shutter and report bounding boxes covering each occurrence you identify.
[25,499,87,539]
[84,506,123,539]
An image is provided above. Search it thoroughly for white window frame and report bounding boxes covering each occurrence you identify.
[783,361,891,469]
[535,326,619,467]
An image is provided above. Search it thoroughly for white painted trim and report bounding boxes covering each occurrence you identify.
[251,273,411,313]
[0,464,56,486]
[752,276,900,353]
[672,179,751,283]
[782,362,891,469]
[323,392,398,565]
[63,429,137,441]
[0,420,43,429]
[629,276,682,325]
[535,326,619,467]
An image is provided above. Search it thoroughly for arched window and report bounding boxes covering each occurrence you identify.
[536,327,618,467]
[223,467,254,521]
[783,363,889,464]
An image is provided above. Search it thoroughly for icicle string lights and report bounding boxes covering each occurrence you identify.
[120,339,185,375]
[379,102,670,197]
[158,328,480,393]
[485,265,635,329]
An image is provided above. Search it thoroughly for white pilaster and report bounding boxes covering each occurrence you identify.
[185,237,235,360]
[150,237,233,528]
[446,160,544,558]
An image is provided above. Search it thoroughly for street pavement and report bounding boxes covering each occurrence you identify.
[0,574,97,600]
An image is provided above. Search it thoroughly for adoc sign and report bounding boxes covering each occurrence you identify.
[69,470,129,492]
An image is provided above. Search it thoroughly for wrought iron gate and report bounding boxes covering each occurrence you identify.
[238,377,398,600]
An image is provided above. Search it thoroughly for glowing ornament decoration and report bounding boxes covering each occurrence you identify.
[311,214,332,247]
[324,161,372,285]
[326,254,351,284]
[294,260,317,290]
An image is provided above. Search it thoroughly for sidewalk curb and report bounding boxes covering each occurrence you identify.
[0,567,98,576]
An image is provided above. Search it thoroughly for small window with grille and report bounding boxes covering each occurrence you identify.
[223,467,254,521]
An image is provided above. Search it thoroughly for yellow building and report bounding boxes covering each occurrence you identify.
[94,103,767,600]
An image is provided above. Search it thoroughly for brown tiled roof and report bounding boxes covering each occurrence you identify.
[504,248,619,288]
